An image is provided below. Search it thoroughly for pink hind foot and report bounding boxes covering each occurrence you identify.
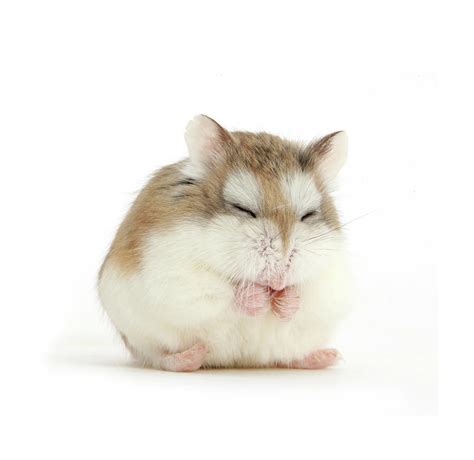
[234,283,271,316]
[161,344,207,372]
[278,348,341,369]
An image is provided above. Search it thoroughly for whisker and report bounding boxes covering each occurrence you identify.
[303,211,373,243]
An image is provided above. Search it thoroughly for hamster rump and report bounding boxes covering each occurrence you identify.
[98,115,352,371]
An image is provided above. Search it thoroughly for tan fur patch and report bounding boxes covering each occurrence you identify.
[99,124,341,278]
[100,161,219,275]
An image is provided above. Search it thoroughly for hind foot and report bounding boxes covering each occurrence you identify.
[278,348,341,369]
[161,343,207,372]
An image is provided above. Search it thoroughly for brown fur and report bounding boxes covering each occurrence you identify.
[100,121,342,277]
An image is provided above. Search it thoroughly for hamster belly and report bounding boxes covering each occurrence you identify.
[99,232,351,369]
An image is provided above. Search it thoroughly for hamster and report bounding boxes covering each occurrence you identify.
[98,115,352,371]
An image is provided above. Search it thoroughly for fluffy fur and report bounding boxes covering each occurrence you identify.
[98,115,352,371]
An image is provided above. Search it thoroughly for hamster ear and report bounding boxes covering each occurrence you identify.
[304,131,348,182]
[184,115,233,166]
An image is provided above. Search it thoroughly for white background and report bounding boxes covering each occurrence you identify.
[1,0,473,458]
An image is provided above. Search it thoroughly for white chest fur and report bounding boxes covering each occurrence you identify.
[99,225,352,368]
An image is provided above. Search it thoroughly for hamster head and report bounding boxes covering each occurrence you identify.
[182,115,348,290]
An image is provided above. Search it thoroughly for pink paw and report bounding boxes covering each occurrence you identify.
[161,343,207,372]
[271,286,300,321]
[283,348,341,369]
[234,283,271,316]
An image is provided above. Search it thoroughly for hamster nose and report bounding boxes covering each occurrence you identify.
[288,248,297,263]
[267,272,288,291]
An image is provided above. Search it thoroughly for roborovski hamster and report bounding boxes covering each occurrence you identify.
[98,115,352,371]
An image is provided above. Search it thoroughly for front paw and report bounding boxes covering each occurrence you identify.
[234,283,271,316]
[271,287,300,321]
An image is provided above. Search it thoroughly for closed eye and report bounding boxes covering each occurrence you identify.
[232,203,257,218]
[301,210,317,221]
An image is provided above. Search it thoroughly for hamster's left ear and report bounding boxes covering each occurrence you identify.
[184,115,233,167]
[303,131,348,182]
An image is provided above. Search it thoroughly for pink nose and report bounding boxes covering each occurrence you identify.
[266,273,288,291]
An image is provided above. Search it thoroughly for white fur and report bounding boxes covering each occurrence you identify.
[223,170,262,211]
[180,159,205,181]
[99,216,352,368]
[281,172,322,217]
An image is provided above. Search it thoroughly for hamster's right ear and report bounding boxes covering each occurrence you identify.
[302,131,348,184]
[184,115,233,168]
